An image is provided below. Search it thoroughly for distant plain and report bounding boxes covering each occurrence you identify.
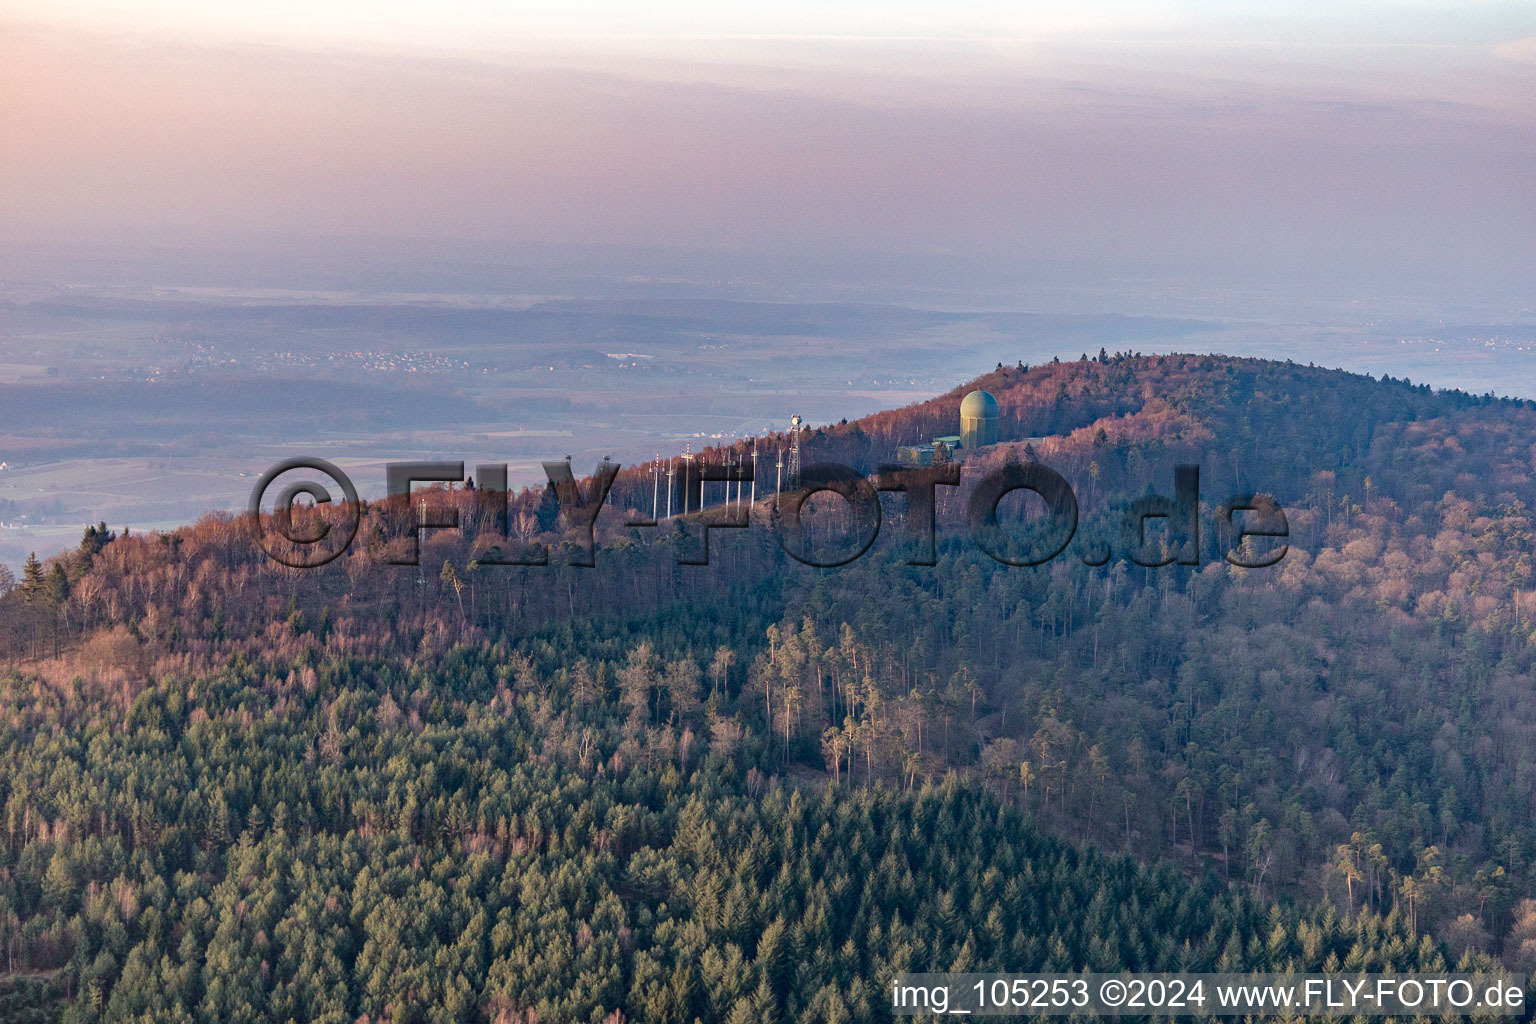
[3,280,1533,571]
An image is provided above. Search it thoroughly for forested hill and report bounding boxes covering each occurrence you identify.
[2,353,1535,1023]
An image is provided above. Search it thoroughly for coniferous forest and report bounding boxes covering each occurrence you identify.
[2,354,1535,1022]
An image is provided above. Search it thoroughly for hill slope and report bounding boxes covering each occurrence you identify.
[2,353,1533,1021]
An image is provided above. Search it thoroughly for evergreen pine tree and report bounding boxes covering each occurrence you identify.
[47,565,69,607]
[20,552,44,601]
[536,482,561,532]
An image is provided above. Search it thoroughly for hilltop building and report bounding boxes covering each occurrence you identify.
[895,390,1000,465]
[896,438,957,466]
[960,389,999,450]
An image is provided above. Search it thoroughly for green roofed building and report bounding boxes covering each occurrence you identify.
[895,395,998,465]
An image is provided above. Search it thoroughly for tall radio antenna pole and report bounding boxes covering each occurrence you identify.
[651,454,661,521]
[416,497,428,586]
[681,443,693,516]
[787,414,803,487]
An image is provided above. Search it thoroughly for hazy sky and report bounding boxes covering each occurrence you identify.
[1,2,1532,308]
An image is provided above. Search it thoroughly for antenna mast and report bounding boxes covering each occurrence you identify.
[681,443,694,516]
[651,454,662,521]
[416,497,428,585]
[787,414,803,487]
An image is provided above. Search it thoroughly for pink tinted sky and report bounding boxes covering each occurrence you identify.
[0,2,1532,302]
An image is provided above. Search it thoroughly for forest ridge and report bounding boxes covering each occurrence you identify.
[2,352,1535,1023]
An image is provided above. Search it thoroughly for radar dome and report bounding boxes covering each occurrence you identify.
[960,389,999,450]
[960,390,999,419]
